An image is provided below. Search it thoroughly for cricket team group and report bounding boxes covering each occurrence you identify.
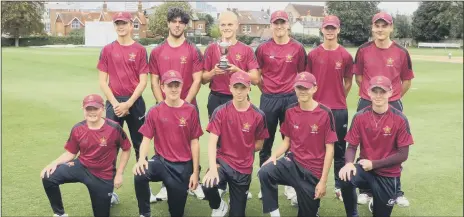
[39,6,415,217]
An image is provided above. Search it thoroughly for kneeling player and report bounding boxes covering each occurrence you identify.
[339,76,414,217]
[41,94,131,217]
[133,70,203,217]
[258,72,337,217]
[202,71,269,216]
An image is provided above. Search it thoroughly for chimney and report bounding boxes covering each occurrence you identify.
[138,1,142,13]
[266,8,270,15]
[217,12,220,20]
[103,1,107,12]
[232,8,237,13]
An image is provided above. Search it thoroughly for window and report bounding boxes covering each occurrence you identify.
[197,24,203,29]
[71,19,80,29]
[134,33,139,39]
[242,25,251,33]
[133,20,139,29]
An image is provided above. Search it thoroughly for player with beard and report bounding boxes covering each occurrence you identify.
[353,12,414,207]
[252,10,307,200]
[148,7,205,201]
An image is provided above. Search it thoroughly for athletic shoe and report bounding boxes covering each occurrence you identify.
[155,186,168,201]
[53,214,68,217]
[258,190,262,199]
[334,188,343,202]
[211,200,229,217]
[149,188,157,203]
[247,191,252,200]
[110,192,120,206]
[357,193,372,205]
[396,196,410,207]
[284,186,296,200]
[188,185,205,199]
[290,196,298,207]
[369,199,374,213]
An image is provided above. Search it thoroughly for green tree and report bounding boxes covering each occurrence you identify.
[198,14,215,36]
[209,25,221,39]
[148,2,192,38]
[69,29,85,37]
[394,14,412,38]
[1,1,45,47]
[326,1,380,46]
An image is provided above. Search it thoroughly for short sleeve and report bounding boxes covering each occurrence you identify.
[116,126,132,151]
[64,127,80,154]
[97,47,108,72]
[325,111,338,144]
[148,48,159,75]
[400,50,415,80]
[279,110,292,137]
[190,108,204,139]
[345,114,361,146]
[255,114,269,140]
[203,45,215,71]
[138,109,157,139]
[206,107,223,136]
[305,50,314,73]
[137,47,150,75]
[353,48,364,75]
[246,46,259,71]
[396,116,414,147]
[192,45,204,73]
[344,51,354,78]
[297,44,307,72]
[255,44,264,68]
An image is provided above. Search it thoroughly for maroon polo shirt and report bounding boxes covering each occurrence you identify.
[345,106,414,177]
[207,101,269,174]
[255,38,307,94]
[65,119,132,180]
[97,41,149,97]
[138,101,203,162]
[149,40,204,105]
[306,45,354,109]
[280,103,338,179]
[353,41,415,101]
[204,41,259,95]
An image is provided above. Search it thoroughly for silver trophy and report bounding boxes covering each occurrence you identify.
[218,40,231,70]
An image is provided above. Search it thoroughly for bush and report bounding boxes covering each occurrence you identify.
[136,38,164,46]
[186,36,214,45]
[291,33,322,46]
[237,35,260,45]
[1,36,84,47]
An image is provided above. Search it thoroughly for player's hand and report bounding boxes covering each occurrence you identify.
[202,168,219,188]
[225,63,240,73]
[114,173,123,189]
[339,163,357,181]
[40,163,58,179]
[189,172,199,191]
[133,159,149,176]
[314,181,327,199]
[212,64,226,76]
[115,102,130,117]
[262,155,277,166]
[359,159,373,171]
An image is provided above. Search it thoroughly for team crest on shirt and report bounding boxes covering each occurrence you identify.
[235,53,242,61]
[383,126,392,136]
[180,56,187,64]
[386,57,394,67]
[286,54,293,62]
[129,52,136,61]
[335,61,342,69]
[99,137,108,146]
[242,122,251,132]
[310,124,318,134]
[179,117,187,127]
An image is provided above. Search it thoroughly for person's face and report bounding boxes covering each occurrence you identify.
[368,87,392,107]
[272,19,289,38]
[114,20,132,37]
[162,82,183,101]
[219,17,238,40]
[321,25,340,41]
[295,85,317,103]
[84,106,103,123]
[230,83,250,102]
[372,20,393,41]
[168,17,186,38]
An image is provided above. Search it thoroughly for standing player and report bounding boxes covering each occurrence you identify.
[305,15,353,202]
[253,10,307,199]
[202,71,269,216]
[133,70,203,217]
[353,12,414,206]
[41,94,131,217]
[97,11,150,203]
[202,10,260,199]
[339,76,414,217]
[149,7,204,200]
[258,72,337,217]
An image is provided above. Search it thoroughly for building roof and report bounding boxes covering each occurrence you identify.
[300,20,322,28]
[291,4,325,17]
[55,11,102,26]
[236,10,270,25]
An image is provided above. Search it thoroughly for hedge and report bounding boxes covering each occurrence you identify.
[1,36,84,47]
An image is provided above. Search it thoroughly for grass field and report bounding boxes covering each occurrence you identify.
[2,46,463,216]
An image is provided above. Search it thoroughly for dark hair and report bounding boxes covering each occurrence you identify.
[167,7,190,24]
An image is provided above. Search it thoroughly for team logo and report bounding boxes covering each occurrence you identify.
[117,12,123,16]
[311,124,318,134]
[87,95,94,101]
[129,52,136,61]
[237,74,245,80]
[99,137,107,146]
[235,53,242,61]
[386,57,394,67]
[66,162,75,167]
[242,122,251,132]
[286,54,293,62]
[377,76,383,83]
[293,124,299,129]
[169,71,176,77]
[298,73,306,80]
[179,117,187,127]
[335,61,342,69]
[383,126,392,136]
[180,56,187,64]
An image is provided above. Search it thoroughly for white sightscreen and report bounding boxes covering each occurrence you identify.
[85,21,117,47]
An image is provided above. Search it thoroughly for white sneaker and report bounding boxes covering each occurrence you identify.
[53,214,68,217]
[188,185,205,199]
[247,191,252,200]
[396,196,410,207]
[284,186,296,200]
[211,200,229,217]
[357,193,372,205]
[334,188,343,202]
[290,196,298,207]
[369,199,374,213]
[155,186,168,201]
[110,192,120,205]
[149,188,157,203]
[258,190,262,199]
